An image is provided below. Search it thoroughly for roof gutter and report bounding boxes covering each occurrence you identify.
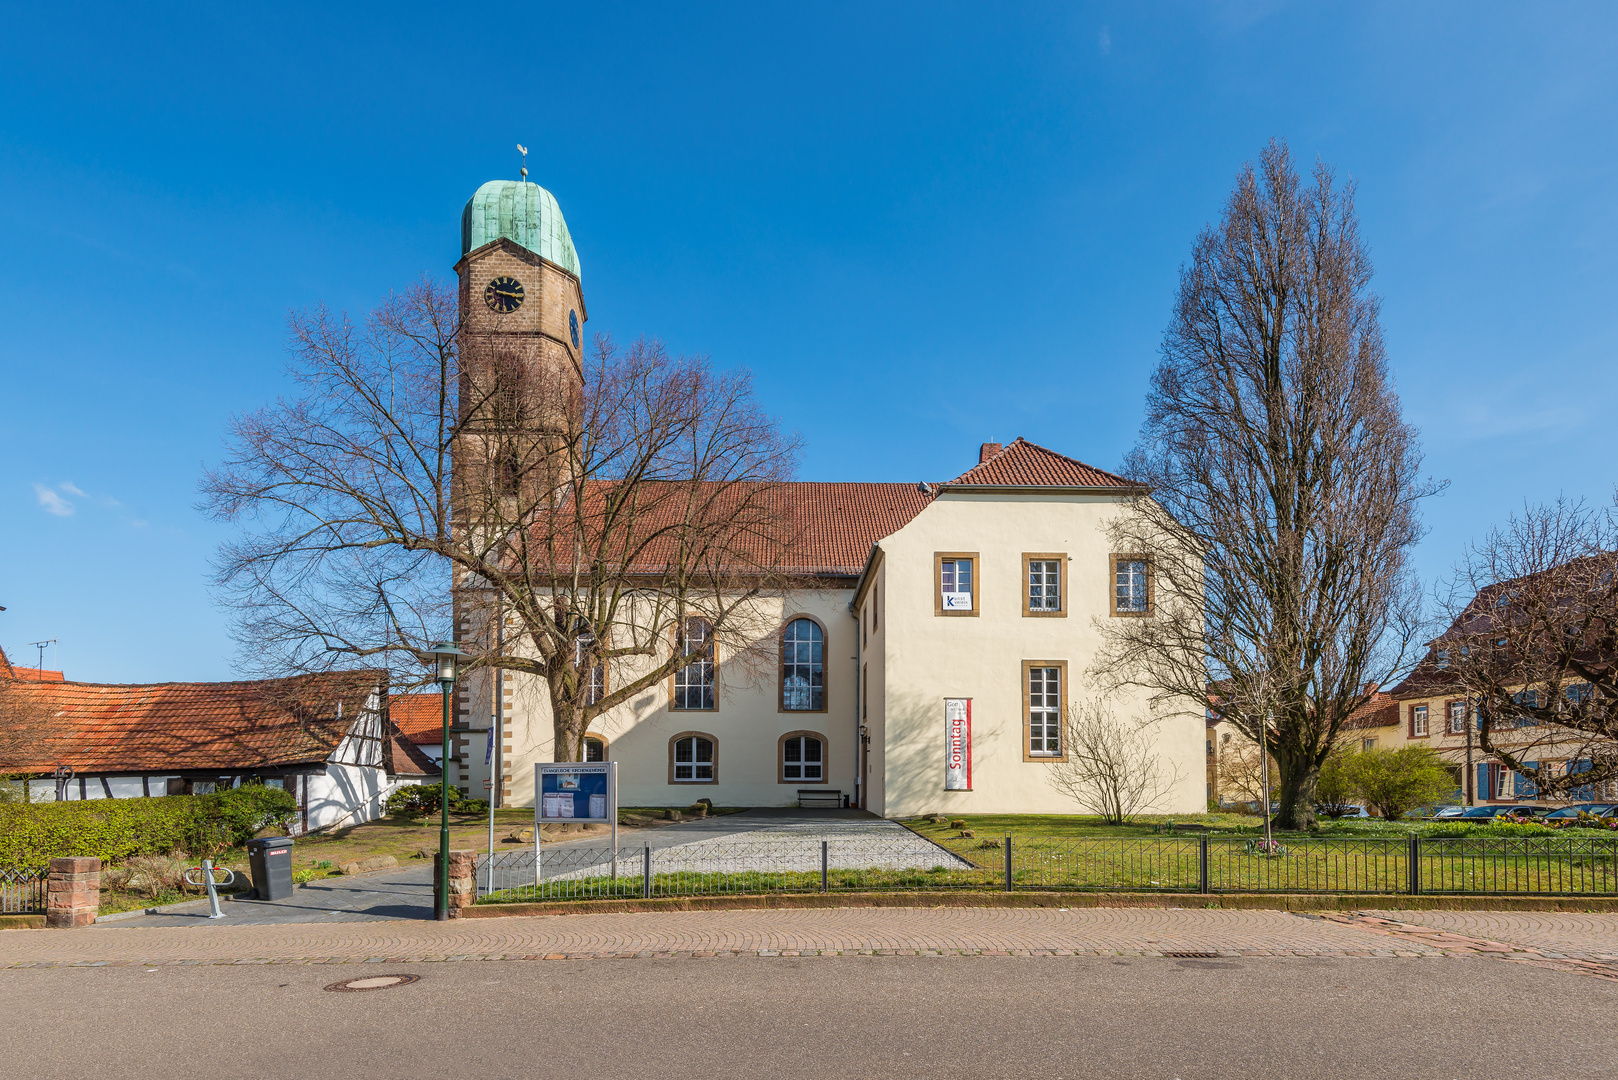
[932,484,1148,497]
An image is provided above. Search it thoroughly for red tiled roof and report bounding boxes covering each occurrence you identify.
[525,441,1128,581]
[0,670,387,776]
[390,693,444,746]
[557,480,932,578]
[383,728,440,777]
[944,438,1141,490]
[771,482,933,574]
[1343,691,1399,729]
[10,667,64,682]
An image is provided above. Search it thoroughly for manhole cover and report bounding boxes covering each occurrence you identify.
[323,973,421,993]
[1162,951,1221,959]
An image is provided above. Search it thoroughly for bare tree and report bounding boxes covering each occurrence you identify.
[1216,733,1278,810]
[202,280,801,762]
[1433,497,1618,798]
[1045,696,1182,824]
[1097,141,1437,829]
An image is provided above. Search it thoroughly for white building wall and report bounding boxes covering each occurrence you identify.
[872,491,1205,818]
[500,590,858,809]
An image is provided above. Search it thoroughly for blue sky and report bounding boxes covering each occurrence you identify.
[2,2,1615,682]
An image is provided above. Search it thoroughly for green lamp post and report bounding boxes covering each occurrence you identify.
[426,641,470,921]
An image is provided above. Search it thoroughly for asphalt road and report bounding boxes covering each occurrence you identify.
[3,953,1611,1079]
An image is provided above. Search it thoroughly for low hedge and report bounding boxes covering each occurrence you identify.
[0,786,296,870]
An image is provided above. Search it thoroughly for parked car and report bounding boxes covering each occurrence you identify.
[1542,803,1616,822]
[1321,805,1373,819]
[1457,805,1545,822]
[1404,804,1465,820]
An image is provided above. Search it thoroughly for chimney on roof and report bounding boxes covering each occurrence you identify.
[979,442,1002,464]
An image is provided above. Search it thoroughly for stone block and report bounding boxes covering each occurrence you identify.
[46,856,100,928]
[336,855,399,876]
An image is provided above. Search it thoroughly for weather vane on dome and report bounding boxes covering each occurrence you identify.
[517,143,529,181]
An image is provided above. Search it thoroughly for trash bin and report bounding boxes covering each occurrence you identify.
[244,836,295,901]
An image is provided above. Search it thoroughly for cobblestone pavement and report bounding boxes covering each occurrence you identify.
[1355,909,1618,960]
[0,906,1453,967]
[9,904,1618,980]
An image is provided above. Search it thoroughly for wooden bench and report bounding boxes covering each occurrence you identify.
[797,789,843,809]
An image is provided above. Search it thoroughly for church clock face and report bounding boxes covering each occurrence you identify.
[484,275,525,314]
[569,309,580,349]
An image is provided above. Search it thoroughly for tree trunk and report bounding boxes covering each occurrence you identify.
[1271,751,1319,830]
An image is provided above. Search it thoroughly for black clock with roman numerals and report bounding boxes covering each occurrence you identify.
[484,275,525,314]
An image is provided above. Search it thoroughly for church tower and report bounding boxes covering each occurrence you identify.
[448,179,586,802]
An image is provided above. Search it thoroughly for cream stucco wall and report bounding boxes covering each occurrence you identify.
[870,491,1205,818]
[495,590,858,809]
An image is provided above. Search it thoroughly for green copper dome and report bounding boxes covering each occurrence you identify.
[461,180,581,280]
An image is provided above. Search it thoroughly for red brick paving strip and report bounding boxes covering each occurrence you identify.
[1324,911,1618,982]
[0,908,1453,968]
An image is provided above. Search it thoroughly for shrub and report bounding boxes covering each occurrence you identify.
[457,799,489,815]
[123,853,187,899]
[1344,746,1455,822]
[386,784,460,817]
[0,787,296,870]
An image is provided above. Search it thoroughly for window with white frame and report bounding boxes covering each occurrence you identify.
[1411,704,1428,737]
[780,618,825,711]
[1447,700,1467,734]
[1026,664,1062,757]
[672,618,715,710]
[671,734,715,782]
[1027,558,1061,613]
[781,733,824,782]
[1112,557,1149,615]
[1362,737,1378,752]
[939,556,974,612]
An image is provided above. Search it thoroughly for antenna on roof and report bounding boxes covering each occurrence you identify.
[517,143,529,181]
[29,639,56,675]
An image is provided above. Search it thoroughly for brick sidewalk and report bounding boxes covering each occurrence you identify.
[0,907,1451,967]
[1354,910,1618,962]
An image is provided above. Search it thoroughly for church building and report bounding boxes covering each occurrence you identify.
[444,178,1204,818]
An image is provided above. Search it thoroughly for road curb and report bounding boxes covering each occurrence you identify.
[463,890,1618,918]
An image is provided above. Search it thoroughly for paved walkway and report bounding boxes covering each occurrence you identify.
[100,864,436,927]
[1353,909,1618,962]
[0,906,1527,967]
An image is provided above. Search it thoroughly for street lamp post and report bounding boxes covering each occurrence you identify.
[426,641,469,921]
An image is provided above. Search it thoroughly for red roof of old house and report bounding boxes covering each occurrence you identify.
[0,670,418,777]
[390,693,444,746]
[9,667,65,682]
[943,438,1141,490]
[1343,690,1400,729]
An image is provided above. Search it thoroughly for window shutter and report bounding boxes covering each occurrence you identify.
[1477,763,1490,801]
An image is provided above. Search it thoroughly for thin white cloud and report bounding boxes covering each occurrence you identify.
[1098,26,1111,55]
[34,483,75,516]
[59,482,86,497]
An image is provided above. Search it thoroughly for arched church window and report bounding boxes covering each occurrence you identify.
[780,618,824,712]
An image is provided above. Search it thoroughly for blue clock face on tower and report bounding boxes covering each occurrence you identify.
[569,309,580,349]
[484,276,524,314]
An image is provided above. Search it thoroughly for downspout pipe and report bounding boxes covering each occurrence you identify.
[851,596,861,811]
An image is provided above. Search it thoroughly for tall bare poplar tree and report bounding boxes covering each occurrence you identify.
[1099,141,1436,828]
[202,281,800,763]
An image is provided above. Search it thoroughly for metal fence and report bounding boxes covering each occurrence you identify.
[475,833,1618,904]
[0,868,47,914]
